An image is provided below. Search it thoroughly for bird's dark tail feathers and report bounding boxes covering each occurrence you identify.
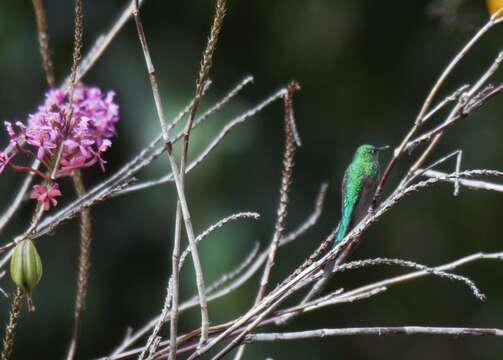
[323,258,336,277]
[323,225,346,276]
[323,239,360,277]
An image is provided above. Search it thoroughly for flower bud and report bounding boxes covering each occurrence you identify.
[10,239,42,295]
[487,0,503,18]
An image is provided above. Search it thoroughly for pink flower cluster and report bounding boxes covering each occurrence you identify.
[1,85,119,210]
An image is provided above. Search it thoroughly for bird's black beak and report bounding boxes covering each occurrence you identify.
[375,145,390,152]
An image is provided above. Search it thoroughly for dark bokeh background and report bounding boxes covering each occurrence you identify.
[0,0,502,359]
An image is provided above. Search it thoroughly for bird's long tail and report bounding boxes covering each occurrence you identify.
[323,218,351,276]
[324,228,347,277]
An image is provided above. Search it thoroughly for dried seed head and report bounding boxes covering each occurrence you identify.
[10,239,42,311]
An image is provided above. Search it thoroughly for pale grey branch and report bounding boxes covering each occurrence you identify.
[422,169,503,192]
[179,212,260,269]
[246,326,503,342]
[334,257,485,301]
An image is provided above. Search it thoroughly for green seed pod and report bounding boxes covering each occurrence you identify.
[10,239,43,295]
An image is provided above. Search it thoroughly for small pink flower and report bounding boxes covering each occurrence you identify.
[30,183,62,211]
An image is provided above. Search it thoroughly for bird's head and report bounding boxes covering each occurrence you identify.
[355,144,389,161]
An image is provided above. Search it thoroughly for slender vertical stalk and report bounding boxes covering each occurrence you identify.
[48,0,84,185]
[1,288,24,360]
[255,81,299,303]
[235,82,300,360]
[66,171,92,360]
[171,0,227,352]
[32,0,55,87]
[169,202,182,359]
[131,0,210,347]
[68,0,83,97]
[31,3,88,359]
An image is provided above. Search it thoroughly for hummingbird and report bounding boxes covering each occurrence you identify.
[325,144,387,274]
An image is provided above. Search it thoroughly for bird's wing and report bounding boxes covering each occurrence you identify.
[336,165,359,243]
[340,167,350,216]
[350,173,378,229]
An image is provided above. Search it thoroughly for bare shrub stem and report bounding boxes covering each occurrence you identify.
[66,171,92,360]
[171,0,227,350]
[1,288,24,360]
[32,0,55,86]
[131,0,212,350]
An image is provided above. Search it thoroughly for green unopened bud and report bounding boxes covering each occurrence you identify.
[10,239,42,311]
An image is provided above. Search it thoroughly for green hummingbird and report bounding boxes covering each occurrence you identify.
[325,144,387,273]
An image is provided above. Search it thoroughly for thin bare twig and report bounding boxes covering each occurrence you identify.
[401,150,463,192]
[167,205,181,360]
[1,288,23,360]
[421,84,470,124]
[407,51,503,175]
[66,171,93,360]
[179,212,260,268]
[405,84,503,154]
[67,0,83,101]
[172,0,227,350]
[182,0,227,154]
[62,0,146,89]
[374,15,503,205]
[421,169,503,192]
[138,284,173,360]
[131,0,209,347]
[32,0,55,86]
[235,83,300,360]
[278,288,385,317]
[257,81,301,302]
[245,326,503,342]
[333,257,485,300]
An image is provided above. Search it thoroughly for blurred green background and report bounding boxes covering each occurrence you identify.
[0,0,503,359]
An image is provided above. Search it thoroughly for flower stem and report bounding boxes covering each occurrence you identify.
[8,163,51,181]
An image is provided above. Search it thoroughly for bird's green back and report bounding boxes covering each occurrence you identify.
[336,145,380,243]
